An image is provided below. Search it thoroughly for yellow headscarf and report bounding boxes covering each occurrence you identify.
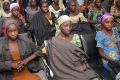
[55,15,71,36]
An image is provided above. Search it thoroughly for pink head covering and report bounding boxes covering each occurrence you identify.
[102,13,114,22]
[10,3,19,11]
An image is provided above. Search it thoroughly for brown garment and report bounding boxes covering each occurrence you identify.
[11,51,40,80]
[47,37,98,80]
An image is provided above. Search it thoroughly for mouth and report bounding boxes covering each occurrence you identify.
[11,35,17,38]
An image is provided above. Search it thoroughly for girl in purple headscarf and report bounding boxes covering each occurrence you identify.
[95,13,120,76]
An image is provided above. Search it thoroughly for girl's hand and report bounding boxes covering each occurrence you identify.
[12,63,19,70]
[12,61,24,71]
[80,63,87,72]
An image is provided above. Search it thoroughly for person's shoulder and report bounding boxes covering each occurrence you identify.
[96,31,103,36]
[18,33,29,42]
[96,31,105,39]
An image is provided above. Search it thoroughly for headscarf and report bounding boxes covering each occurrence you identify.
[10,3,19,11]
[55,15,71,36]
[5,18,19,30]
[57,15,71,27]
[101,13,114,22]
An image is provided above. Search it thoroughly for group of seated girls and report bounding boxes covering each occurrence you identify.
[0,16,102,80]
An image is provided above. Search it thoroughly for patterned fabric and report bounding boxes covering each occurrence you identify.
[71,34,82,48]
[95,28,120,70]
[88,7,105,22]
[88,7,105,31]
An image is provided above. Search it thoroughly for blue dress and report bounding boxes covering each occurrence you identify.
[95,28,120,70]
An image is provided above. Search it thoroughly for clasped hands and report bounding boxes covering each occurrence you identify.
[12,59,28,72]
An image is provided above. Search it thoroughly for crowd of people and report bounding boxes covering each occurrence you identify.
[0,0,120,80]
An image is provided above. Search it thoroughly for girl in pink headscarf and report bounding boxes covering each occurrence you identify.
[95,13,120,77]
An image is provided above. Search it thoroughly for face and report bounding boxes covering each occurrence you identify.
[11,7,20,17]
[41,3,48,13]
[7,24,19,40]
[3,2,10,10]
[30,0,37,6]
[60,21,72,36]
[95,0,101,7]
[102,18,114,31]
[69,2,76,12]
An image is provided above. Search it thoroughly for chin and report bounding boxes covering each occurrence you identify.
[106,28,112,31]
[11,38,17,41]
[11,36,18,40]
[64,33,70,36]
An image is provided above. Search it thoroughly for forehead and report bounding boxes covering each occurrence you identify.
[3,2,10,5]
[104,17,114,22]
[41,2,48,6]
[12,6,20,10]
[61,21,72,26]
[70,1,76,5]
[7,24,18,29]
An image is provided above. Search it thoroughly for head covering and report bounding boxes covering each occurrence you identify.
[57,15,71,27]
[3,0,10,4]
[55,15,71,36]
[5,18,19,29]
[10,3,19,11]
[101,13,114,22]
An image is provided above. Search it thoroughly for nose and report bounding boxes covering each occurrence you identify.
[66,26,71,31]
[108,22,113,26]
[11,31,16,36]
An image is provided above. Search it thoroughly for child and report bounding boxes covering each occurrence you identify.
[95,13,120,72]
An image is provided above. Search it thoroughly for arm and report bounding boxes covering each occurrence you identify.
[21,53,37,66]
[98,47,116,62]
[96,32,116,62]
[0,61,12,72]
[20,39,41,66]
[0,39,12,72]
